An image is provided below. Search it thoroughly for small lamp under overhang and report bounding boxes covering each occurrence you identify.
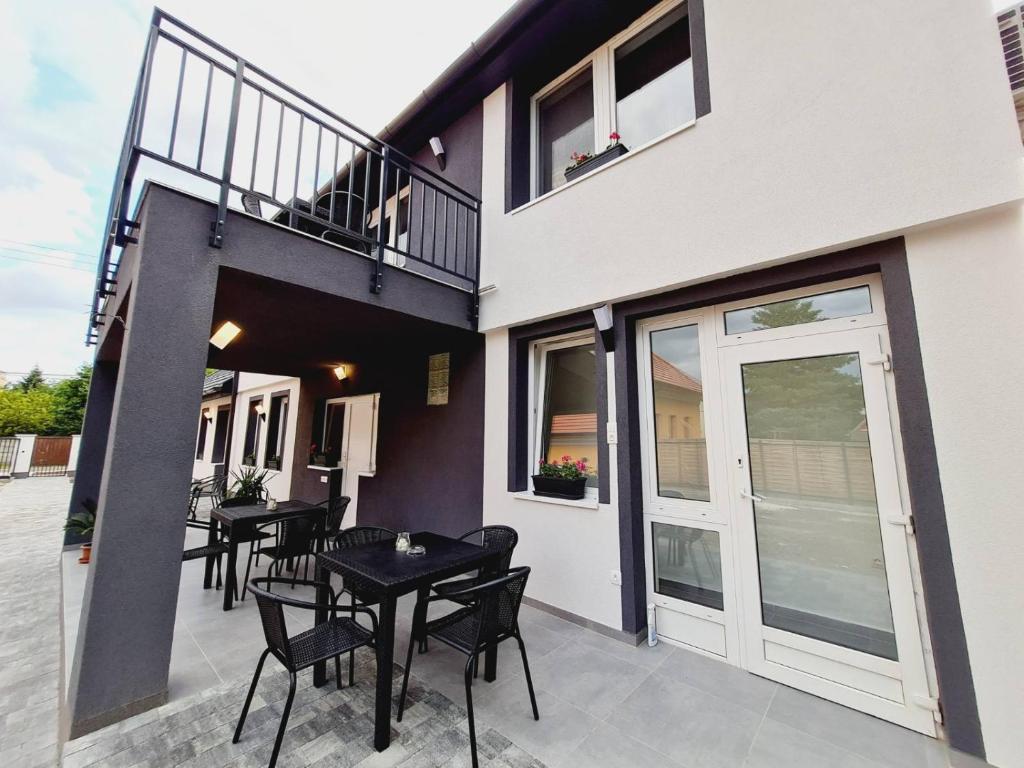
[333,365,348,381]
[253,401,266,418]
[210,321,241,349]
[429,136,446,171]
[592,303,615,351]
[203,407,214,422]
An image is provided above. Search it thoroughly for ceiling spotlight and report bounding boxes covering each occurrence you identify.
[253,401,265,417]
[209,321,241,349]
[429,136,446,170]
[203,407,214,421]
[334,365,348,381]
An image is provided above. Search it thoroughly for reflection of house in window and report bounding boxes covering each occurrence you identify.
[651,352,704,438]
[538,340,599,486]
[650,350,709,501]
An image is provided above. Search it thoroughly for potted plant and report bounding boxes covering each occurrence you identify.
[310,443,327,466]
[532,455,591,500]
[230,465,272,503]
[64,504,96,564]
[564,132,628,183]
[267,455,282,470]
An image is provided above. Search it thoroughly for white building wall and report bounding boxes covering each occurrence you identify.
[904,205,1024,768]
[227,374,300,501]
[482,329,623,629]
[478,0,1024,333]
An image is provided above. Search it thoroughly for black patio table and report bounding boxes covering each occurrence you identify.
[313,531,501,751]
[207,500,324,611]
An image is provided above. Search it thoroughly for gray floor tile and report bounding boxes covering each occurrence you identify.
[557,722,686,768]
[614,674,764,768]
[657,647,777,715]
[745,717,884,768]
[531,642,650,720]
[765,685,946,768]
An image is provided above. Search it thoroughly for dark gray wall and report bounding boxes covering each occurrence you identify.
[611,239,984,759]
[290,333,486,538]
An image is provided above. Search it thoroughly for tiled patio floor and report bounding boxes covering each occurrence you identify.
[4,478,995,767]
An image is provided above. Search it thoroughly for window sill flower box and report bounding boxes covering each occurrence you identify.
[564,141,628,184]
[531,475,587,500]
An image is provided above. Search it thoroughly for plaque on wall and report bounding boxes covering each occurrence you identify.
[427,352,450,405]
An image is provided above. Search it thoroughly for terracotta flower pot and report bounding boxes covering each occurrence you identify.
[79,543,92,564]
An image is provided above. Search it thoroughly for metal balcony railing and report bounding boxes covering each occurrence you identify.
[88,9,482,345]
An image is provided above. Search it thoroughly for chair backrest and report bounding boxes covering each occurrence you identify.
[188,484,202,517]
[460,525,519,573]
[333,525,396,550]
[313,496,351,536]
[471,566,531,648]
[276,512,323,558]
[247,578,293,666]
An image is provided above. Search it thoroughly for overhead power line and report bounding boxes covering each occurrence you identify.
[0,238,94,259]
[0,253,94,273]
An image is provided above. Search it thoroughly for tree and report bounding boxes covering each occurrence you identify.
[0,388,55,436]
[14,365,47,392]
[49,365,92,435]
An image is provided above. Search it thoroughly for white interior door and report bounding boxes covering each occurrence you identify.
[335,394,379,523]
[720,327,935,735]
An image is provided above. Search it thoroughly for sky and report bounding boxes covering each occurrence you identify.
[0,0,514,384]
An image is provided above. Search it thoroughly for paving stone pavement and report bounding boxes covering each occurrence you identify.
[0,478,69,768]
[61,651,548,768]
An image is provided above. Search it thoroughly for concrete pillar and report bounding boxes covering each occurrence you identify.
[66,362,118,545]
[12,434,35,477]
[66,197,219,737]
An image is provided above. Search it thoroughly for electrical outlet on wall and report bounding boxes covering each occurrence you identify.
[319,475,328,484]
[610,570,622,586]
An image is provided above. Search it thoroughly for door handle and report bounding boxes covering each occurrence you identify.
[739,489,765,503]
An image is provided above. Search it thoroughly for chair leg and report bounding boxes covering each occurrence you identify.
[464,656,479,768]
[268,672,297,768]
[232,648,269,744]
[334,655,342,690]
[348,593,357,686]
[396,628,417,721]
[515,631,540,720]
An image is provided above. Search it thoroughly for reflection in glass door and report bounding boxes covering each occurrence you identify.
[741,353,896,660]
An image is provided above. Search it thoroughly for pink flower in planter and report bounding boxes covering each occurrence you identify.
[609,131,620,141]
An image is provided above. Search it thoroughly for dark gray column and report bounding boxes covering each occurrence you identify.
[65,361,118,546]
[66,197,219,737]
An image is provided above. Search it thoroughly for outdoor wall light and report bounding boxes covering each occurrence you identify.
[253,402,266,418]
[334,365,348,381]
[592,303,615,352]
[203,407,214,422]
[429,136,446,170]
[209,321,241,349]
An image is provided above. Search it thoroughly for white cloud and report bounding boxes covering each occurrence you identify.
[0,150,95,244]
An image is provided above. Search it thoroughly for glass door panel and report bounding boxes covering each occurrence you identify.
[740,353,897,660]
[652,522,724,610]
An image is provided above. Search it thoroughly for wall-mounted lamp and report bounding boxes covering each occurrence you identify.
[592,303,615,352]
[203,407,214,422]
[333,365,348,381]
[429,136,446,171]
[210,321,241,349]
[253,401,266,419]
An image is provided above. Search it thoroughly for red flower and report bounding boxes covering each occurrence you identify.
[609,131,620,141]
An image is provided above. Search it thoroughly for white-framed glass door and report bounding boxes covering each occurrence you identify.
[720,327,935,735]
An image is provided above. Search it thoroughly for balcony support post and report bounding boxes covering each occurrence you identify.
[210,57,245,248]
[371,146,390,294]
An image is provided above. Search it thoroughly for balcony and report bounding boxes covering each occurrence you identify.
[88,9,482,346]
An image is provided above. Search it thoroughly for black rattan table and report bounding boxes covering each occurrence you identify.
[313,531,500,751]
[207,500,324,611]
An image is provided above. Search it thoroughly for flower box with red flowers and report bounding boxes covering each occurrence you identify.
[563,133,628,184]
[532,455,591,500]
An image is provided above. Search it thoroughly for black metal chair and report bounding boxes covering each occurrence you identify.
[182,522,234,596]
[397,567,538,768]
[331,526,396,684]
[432,525,519,605]
[313,496,351,551]
[256,511,324,589]
[233,577,378,768]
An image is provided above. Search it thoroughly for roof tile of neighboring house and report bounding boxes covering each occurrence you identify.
[651,353,702,393]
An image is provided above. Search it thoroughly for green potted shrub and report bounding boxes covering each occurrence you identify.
[532,455,591,500]
[230,465,272,503]
[64,504,96,564]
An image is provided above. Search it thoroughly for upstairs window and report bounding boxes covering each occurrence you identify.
[530,0,696,199]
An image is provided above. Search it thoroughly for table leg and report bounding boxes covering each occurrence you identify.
[373,594,397,751]
[203,518,218,589]
[313,563,330,687]
[222,532,238,611]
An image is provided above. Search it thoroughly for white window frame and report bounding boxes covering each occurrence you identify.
[529,0,691,199]
[527,330,600,499]
[637,310,728,523]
